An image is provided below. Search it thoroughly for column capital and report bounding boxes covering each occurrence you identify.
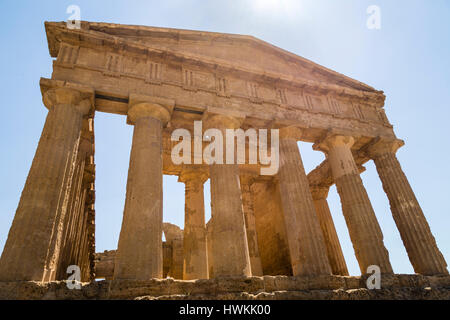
[127,94,174,126]
[240,174,258,188]
[278,126,303,140]
[202,107,245,130]
[178,166,209,184]
[40,78,94,116]
[310,185,330,200]
[313,133,355,153]
[364,137,405,158]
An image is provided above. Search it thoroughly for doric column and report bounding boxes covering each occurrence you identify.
[240,175,263,276]
[277,127,332,276]
[113,95,173,280]
[366,138,448,275]
[178,167,209,280]
[314,134,393,274]
[310,186,349,276]
[204,112,251,277]
[0,82,93,282]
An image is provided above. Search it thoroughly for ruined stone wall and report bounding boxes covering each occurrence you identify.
[163,223,184,279]
[252,179,292,276]
[162,243,173,278]
[95,243,175,280]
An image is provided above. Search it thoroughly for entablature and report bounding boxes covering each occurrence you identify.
[46,22,387,108]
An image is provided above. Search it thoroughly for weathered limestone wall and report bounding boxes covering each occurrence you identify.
[95,243,174,280]
[251,178,292,276]
[94,250,115,280]
[163,223,184,280]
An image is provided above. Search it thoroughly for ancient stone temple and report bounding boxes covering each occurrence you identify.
[0,21,449,300]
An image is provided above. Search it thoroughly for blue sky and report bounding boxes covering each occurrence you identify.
[0,0,449,276]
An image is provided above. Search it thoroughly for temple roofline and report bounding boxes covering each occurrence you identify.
[44,21,381,95]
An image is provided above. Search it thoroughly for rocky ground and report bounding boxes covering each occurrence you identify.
[0,274,449,300]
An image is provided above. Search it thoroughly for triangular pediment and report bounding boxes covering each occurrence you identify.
[45,21,378,93]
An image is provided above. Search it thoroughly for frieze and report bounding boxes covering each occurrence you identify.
[53,40,392,131]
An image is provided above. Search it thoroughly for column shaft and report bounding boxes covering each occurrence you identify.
[56,152,85,280]
[181,174,208,280]
[210,164,251,277]
[0,88,91,281]
[278,137,331,276]
[240,179,263,276]
[373,151,448,275]
[316,135,393,274]
[114,116,163,280]
[311,188,349,276]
